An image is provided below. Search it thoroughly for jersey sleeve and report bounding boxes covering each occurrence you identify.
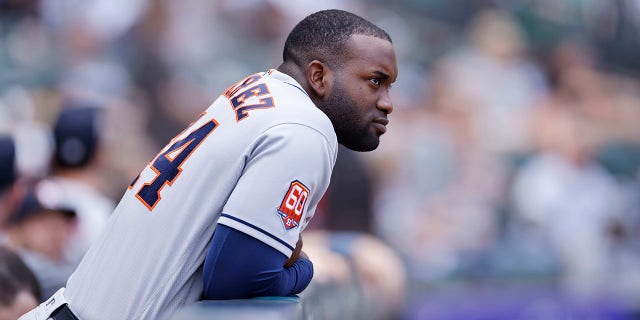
[217,123,336,257]
[203,224,314,299]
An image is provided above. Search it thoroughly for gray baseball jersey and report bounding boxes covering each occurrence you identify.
[63,70,338,320]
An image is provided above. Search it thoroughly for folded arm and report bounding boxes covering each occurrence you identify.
[202,224,313,300]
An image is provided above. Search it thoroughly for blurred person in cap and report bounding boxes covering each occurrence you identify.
[47,103,115,263]
[2,180,78,298]
[0,245,41,320]
[0,135,42,312]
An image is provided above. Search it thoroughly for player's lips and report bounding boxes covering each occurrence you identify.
[372,118,389,134]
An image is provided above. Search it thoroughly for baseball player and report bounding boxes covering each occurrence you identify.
[20,8,397,320]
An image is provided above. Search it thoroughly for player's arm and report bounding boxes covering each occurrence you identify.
[204,124,335,299]
[284,237,305,267]
[202,224,313,300]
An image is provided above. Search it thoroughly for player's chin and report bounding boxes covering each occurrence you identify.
[338,127,381,152]
[369,135,382,150]
[365,139,381,151]
[347,136,380,152]
[361,128,384,151]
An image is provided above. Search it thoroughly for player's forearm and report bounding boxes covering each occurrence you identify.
[287,257,314,294]
[253,257,313,296]
[202,224,314,300]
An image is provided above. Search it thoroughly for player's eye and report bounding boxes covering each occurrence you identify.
[369,78,381,87]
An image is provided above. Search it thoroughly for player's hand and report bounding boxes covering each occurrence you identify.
[284,236,303,267]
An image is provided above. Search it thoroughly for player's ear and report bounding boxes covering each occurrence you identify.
[306,60,333,99]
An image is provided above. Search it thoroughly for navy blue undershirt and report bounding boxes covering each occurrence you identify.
[202,224,313,299]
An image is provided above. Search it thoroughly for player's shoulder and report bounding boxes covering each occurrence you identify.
[216,69,336,145]
[261,70,336,140]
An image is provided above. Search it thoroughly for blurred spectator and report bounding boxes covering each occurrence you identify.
[368,9,548,286]
[0,87,55,181]
[313,145,375,233]
[304,230,406,320]
[371,71,504,284]
[47,104,115,263]
[2,180,77,298]
[305,145,408,319]
[435,8,547,155]
[505,36,640,303]
[0,245,40,320]
[511,105,628,297]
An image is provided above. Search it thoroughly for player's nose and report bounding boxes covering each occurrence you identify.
[377,90,393,115]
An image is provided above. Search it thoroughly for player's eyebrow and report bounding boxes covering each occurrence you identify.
[373,70,390,80]
[372,70,396,85]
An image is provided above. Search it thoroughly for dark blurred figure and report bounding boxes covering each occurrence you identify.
[0,0,38,16]
[47,104,114,263]
[0,245,40,320]
[52,105,101,170]
[305,146,407,320]
[321,145,374,233]
[511,104,627,297]
[0,136,16,192]
[0,135,17,226]
[2,181,78,298]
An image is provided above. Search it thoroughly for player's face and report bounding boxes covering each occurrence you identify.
[323,34,398,152]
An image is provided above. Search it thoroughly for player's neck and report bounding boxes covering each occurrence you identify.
[277,62,307,88]
[277,61,320,105]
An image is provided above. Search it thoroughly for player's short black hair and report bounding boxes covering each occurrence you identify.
[283,9,392,67]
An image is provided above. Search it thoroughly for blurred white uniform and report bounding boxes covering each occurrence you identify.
[45,177,115,261]
[512,153,623,294]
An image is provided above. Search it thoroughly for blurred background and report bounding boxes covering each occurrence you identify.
[0,0,639,319]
